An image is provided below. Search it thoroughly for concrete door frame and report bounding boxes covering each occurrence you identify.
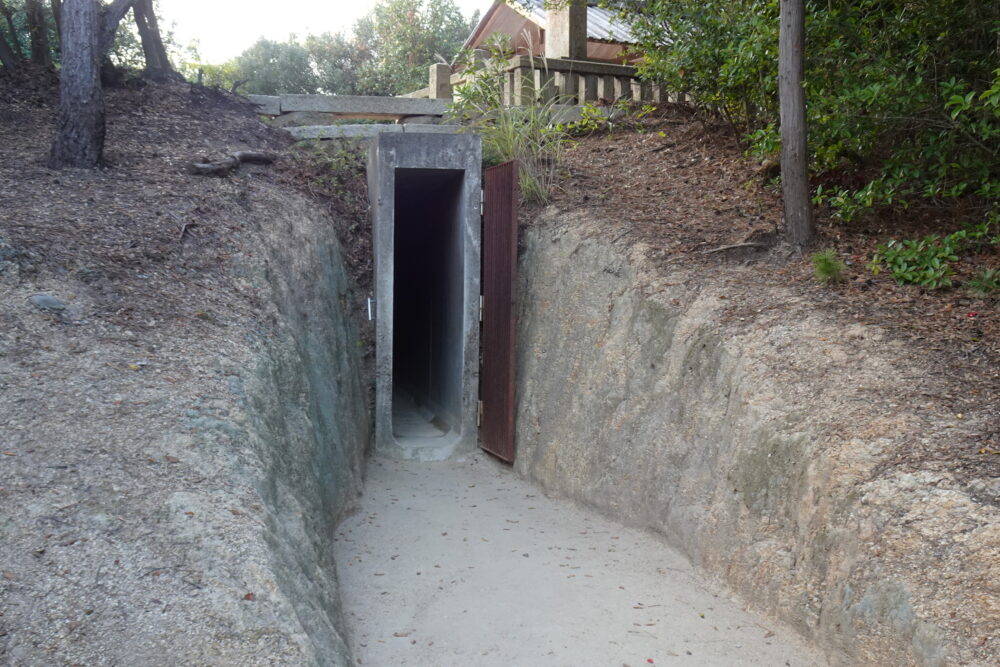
[368,132,483,460]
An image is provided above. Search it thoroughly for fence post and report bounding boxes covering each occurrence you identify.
[632,80,653,103]
[430,63,452,99]
[503,70,516,106]
[579,74,598,104]
[513,66,535,105]
[556,71,579,103]
[597,75,615,102]
[614,76,633,101]
[535,69,556,102]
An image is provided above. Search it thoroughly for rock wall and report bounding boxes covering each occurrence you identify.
[241,187,371,665]
[0,183,368,666]
[513,210,998,666]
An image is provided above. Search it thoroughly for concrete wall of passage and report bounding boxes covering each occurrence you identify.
[368,132,482,460]
[513,210,998,666]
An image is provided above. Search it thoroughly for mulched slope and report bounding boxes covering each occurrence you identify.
[0,77,291,334]
[544,107,999,478]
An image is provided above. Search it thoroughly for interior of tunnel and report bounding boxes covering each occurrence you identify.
[391,168,467,443]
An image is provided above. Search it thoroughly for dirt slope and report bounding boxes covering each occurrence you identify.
[548,108,998,482]
[0,77,369,665]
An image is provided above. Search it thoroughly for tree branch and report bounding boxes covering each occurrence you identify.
[98,0,135,55]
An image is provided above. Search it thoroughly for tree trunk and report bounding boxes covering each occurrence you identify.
[26,0,52,67]
[49,0,104,169]
[51,0,62,40]
[0,0,24,60]
[132,0,171,79]
[0,29,18,69]
[778,0,814,250]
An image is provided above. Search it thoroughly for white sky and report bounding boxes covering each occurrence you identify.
[160,0,493,63]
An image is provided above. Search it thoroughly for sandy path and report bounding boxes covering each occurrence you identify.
[334,453,827,666]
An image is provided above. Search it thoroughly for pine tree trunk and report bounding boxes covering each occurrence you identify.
[26,0,52,67]
[0,27,17,69]
[51,0,62,41]
[0,0,24,59]
[132,0,171,79]
[778,0,814,250]
[49,0,104,169]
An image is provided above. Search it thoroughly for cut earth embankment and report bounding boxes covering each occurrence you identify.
[513,208,999,666]
[1,83,369,666]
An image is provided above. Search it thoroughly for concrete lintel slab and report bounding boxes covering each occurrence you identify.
[280,94,448,117]
[247,94,281,115]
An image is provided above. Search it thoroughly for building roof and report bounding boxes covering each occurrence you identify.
[508,0,635,44]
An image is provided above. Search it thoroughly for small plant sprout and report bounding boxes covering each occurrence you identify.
[967,268,1000,295]
[811,248,848,284]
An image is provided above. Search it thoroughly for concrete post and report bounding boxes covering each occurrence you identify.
[503,70,515,106]
[597,74,615,102]
[633,80,653,103]
[534,69,556,103]
[614,76,632,101]
[545,0,587,60]
[430,63,452,99]
[579,74,598,103]
[513,67,535,105]
[556,71,579,103]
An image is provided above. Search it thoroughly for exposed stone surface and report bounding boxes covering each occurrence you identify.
[513,210,999,666]
[1,119,368,665]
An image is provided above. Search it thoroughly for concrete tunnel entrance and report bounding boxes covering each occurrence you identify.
[369,132,482,460]
[392,169,465,440]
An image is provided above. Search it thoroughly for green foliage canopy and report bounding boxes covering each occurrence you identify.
[180,0,479,97]
[606,0,1000,222]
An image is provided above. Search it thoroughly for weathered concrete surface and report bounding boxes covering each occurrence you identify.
[288,124,463,140]
[278,94,448,119]
[335,453,828,666]
[513,210,999,666]
[247,94,281,115]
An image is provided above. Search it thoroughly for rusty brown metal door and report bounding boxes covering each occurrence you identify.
[479,161,519,463]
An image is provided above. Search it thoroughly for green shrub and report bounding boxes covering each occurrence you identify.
[605,0,1000,225]
[868,221,999,289]
[811,248,847,284]
[869,236,959,288]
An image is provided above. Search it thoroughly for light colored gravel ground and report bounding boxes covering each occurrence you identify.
[334,452,828,667]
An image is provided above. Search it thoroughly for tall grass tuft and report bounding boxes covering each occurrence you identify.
[449,34,569,204]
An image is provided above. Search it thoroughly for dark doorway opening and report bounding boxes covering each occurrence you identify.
[392,168,466,442]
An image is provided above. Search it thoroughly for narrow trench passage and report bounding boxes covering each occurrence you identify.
[333,454,828,666]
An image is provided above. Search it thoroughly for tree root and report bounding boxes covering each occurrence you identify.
[190,151,277,177]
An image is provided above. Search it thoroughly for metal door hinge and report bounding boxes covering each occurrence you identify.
[479,295,484,322]
[477,400,483,427]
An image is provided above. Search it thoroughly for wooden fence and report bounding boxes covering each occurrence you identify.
[403,55,676,106]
